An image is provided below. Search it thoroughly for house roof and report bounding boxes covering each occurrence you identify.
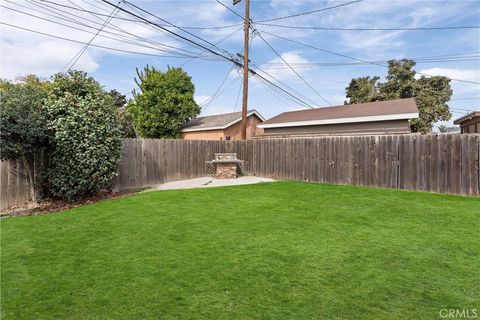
[181,110,265,132]
[258,98,419,129]
[453,111,480,125]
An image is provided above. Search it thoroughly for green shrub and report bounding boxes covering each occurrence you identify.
[0,79,49,201]
[45,71,122,201]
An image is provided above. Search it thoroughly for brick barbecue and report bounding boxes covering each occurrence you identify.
[208,153,243,179]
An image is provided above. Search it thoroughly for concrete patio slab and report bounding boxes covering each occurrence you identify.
[153,176,275,191]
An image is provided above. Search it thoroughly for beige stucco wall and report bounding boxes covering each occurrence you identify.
[181,114,264,140]
[180,129,225,140]
[260,119,411,138]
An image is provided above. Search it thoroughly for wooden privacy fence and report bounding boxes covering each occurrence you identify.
[113,138,255,189]
[115,135,479,196]
[1,134,479,211]
[0,159,31,211]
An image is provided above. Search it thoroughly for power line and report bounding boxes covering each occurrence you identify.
[101,0,317,109]
[30,0,208,57]
[256,57,480,68]
[251,64,317,109]
[63,1,120,71]
[259,30,480,85]
[180,26,243,67]
[1,4,209,58]
[451,97,480,101]
[256,31,331,106]
[256,22,480,31]
[0,22,215,59]
[256,0,363,23]
[36,0,243,30]
[216,0,244,20]
[233,81,243,112]
[255,75,305,109]
[122,0,231,55]
[201,76,242,111]
[201,64,237,112]
[61,0,206,56]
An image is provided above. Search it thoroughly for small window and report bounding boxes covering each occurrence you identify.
[225,136,231,141]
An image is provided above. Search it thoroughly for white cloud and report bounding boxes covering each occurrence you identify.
[0,0,242,80]
[194,94,211,105]
[418,67,480,82]
[259,51,310,80]
[0,40,99,79]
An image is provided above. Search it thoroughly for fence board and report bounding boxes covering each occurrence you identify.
[2,135,480,211]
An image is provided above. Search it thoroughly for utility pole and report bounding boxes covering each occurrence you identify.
[234,0,250,140]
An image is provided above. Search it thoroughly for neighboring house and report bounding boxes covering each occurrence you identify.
[257,98,419,138]
[437,126,461,134]
[181,110,265,140]
[453,111,480,134]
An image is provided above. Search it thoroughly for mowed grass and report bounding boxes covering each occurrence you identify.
[1,182,479,319]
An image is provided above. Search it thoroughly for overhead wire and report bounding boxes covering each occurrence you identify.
[215,0,244,21]
[233,81,243,112]
[255,22,480,31]
[0,22,217,59]
[201,64,238,112]
[250,64,318,109]
[1,3,212,58]
[180,26,243,67]
[100,0,318,109]
[63,0,207,56]
[258,30,480,85]
[256,0,363,23]
[63,1,121,71]
[212,0,321,109]
[36,0,243,30]
[256,31,331,106]
[23,0,209,57]
[122,0,233,56]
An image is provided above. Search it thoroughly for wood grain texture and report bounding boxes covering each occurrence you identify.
[2,134,479,211]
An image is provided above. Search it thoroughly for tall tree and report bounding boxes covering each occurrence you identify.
[0,76,49,201]
[345,59,452,133]
[345,76,381,104]
[108,89,127,108]
[127,65,200,138]
[107,89,136,138]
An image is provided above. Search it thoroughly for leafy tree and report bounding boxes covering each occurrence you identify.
[345,59,452,133]
[127,65,200,138]
[437,125,447,133]
[345,76,381,104]
[117,107,137,138]
[108,89,127,108]
[45,70,122,201]
[0,79,49,201]
[107,89,136,137]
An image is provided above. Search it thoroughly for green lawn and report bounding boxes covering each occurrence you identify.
[1,182,479,319]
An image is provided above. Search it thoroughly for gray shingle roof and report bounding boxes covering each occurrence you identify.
[260,98,419,128]
[181,110,263,132]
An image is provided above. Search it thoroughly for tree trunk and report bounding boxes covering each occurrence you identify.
[22,153,38,203]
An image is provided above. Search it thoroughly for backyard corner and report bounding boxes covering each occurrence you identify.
[1,182,479,319]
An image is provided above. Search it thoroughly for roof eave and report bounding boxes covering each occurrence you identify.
[258,113,419,129]
[181,110,265,132]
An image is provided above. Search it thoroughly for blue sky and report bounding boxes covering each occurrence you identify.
[1,0,479,128]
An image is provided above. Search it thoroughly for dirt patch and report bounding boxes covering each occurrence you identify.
[1,188,149,218]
